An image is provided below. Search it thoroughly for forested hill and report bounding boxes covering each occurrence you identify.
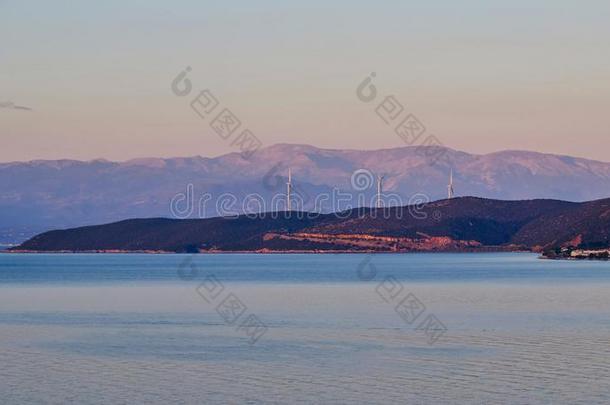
[12,197,610,253]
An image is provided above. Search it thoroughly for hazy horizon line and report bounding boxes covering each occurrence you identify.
[2,143,610,165]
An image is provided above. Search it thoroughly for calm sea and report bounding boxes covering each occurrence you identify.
[1,253,609,404]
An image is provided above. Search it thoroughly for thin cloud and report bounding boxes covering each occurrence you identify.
[0,101,33,111]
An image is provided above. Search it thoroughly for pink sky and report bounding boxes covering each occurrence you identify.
[2,1,609,162]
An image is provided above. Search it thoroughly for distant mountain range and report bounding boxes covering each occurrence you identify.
[12,197,610,253]
[2,144,610,244]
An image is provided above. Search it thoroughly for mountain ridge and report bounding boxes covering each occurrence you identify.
[3,144,610,166]
[2,144,610,244]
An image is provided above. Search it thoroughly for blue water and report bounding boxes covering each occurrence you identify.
[1,252,610,284]
[1,253,610,404]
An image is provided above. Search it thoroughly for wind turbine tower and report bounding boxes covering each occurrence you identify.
[376,175,384,209]
[447,169,455,199]
[286,168,292,211]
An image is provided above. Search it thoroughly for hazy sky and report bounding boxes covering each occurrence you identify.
[2,0,609,162]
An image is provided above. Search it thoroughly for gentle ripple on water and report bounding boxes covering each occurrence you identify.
[1,253,610,404]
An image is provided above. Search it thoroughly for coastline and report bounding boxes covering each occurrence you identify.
[9,249,610,261]
[3,247,531,255]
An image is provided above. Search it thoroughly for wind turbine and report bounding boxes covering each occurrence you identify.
[286,168,292,211]
[376,175,384,209]
[447,169,455,199]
